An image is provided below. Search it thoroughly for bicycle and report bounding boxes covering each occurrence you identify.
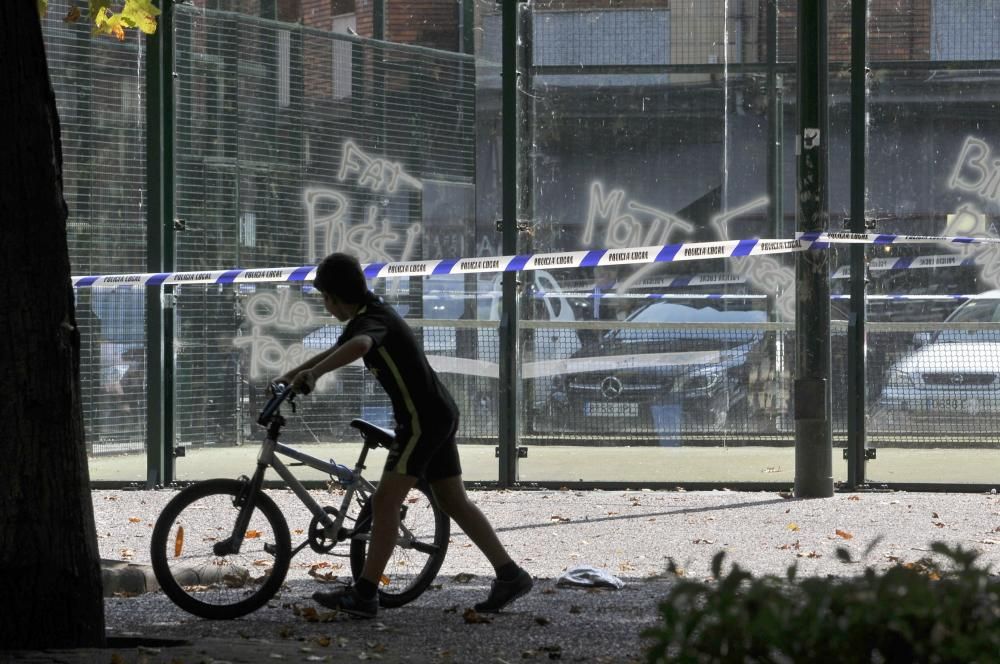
[150,383,450,619]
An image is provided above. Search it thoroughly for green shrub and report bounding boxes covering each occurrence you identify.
[645,543,1000,663]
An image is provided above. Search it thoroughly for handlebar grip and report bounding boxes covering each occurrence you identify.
[257,383,294,426]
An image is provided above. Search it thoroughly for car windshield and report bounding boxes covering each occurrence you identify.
[932,298,1000,344]
[945,299,1000,323]
[605,302,766,349]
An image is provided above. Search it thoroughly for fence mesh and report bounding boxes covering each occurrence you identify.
[40,2,1000,480]
[43,1,149,455]
[170,5,478,452]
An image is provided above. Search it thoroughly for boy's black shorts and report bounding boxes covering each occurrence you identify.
[384,416,461,482]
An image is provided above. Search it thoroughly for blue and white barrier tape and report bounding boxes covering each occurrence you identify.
[72,238,806,287]
[71,232,1000,288]
[797,230,1000,247]
[832,254,977,279]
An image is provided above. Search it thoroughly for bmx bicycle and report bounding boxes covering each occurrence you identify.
[150,383,450,619]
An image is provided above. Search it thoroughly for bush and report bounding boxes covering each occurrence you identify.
[645,543,1000,663]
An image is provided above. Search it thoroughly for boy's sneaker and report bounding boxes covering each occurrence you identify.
[474,569,533,613]
[312,585,378,619]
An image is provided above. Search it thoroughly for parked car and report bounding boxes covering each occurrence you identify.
[873,292,1000,432]
[542,301,768,439]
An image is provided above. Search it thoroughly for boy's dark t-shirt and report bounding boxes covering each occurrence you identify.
[336,293,458,435]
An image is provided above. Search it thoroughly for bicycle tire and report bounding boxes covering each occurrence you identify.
[150,478,291,619]
[349,483,449,608]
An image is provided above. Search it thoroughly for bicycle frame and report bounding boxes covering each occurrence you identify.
[220,385,423,558]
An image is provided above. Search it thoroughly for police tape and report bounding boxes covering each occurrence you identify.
[832,254,976,278]
[70,232,1000,288]
[71,238,806,287]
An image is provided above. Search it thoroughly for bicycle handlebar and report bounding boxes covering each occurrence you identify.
[257,382,296,427]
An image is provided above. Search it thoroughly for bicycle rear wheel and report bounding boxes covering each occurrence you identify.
[150,478,291,619]
[349,483,449,608]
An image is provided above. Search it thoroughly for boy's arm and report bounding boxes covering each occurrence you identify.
[290,335,374,394]
[274,344,339,385]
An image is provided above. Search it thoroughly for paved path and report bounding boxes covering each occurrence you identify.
[5,488,1000,662]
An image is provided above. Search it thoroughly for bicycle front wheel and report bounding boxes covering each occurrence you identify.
[150,479,292,619]
[349,483,450,608]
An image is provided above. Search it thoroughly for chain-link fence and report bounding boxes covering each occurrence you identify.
[40,2,1000,484]
[44,0,149,455]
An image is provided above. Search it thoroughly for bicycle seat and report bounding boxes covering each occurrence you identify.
[350,419,396,449]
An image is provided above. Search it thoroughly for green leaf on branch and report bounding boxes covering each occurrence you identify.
[91,0,159,39]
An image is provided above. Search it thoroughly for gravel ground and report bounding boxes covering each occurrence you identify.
[7,488,1000,663]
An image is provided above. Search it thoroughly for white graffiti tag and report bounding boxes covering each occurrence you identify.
[338,139,423,193]
[946,136,1000,290]
[711,196,795,320]
[584,182,694,291]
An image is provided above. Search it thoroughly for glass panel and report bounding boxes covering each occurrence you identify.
[518,1,802,484]
[166,4,489,480]
[41,1,149,482]
[864,61,1000,484]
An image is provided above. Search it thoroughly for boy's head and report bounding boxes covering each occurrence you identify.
[314,253,369,319]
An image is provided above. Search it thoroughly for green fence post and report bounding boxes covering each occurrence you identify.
[145,0,176,487]
[846,0,869,490]
[498,0,525,487]
[794,0,834,498]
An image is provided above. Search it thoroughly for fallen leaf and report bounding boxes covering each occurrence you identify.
[462,608,492,624]
[173,526,184,558]
[692,538,714,545]
[380,574,391,586]
[453,572,476,583]
[128,517,142,523]
[934,522,946,528]
[111,654,126,664]
[787,523,800,532]
[550,515,571,523]
[63,5,81,22]
[245,530,262,539]
[308,567,339,583]
[932,512,939,519]
[314,636,331,647]
[848,495,861,501]
[835,529,854,540]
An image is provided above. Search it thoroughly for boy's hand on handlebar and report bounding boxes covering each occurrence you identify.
[268,377,292,396]
[290,369,317,395]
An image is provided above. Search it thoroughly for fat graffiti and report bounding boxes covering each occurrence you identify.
[584,183,793,318]
[338,139,424,194]
[945,136,1000,290]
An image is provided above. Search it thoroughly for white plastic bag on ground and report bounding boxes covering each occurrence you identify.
[556,565,625,589]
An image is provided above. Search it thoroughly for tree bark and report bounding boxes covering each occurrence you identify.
[0,0,105,649]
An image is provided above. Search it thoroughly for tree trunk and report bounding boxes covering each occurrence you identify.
[0,0,105,649]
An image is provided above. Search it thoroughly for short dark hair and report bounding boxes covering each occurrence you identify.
[314,253,369,304]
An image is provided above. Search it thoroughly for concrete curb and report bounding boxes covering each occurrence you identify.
[100,559,159,597]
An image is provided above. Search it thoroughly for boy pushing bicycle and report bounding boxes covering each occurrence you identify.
[275,252,532,619]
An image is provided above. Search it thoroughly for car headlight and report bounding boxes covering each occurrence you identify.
[886,368,916,388]
[674,368,723,392]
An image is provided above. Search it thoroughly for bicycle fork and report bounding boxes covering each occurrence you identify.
[213,451,271,557]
